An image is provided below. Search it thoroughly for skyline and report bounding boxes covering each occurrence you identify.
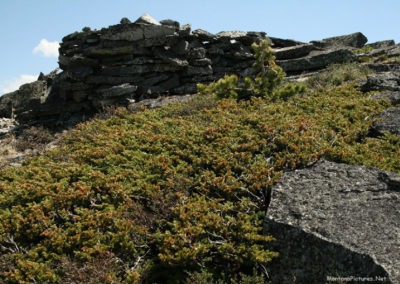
[1,0,399,95]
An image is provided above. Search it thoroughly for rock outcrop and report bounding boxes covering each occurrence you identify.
[57,15,265,110]
[266,159,399,283]
[0,14,268,126]
[0,14,383,127]
[361,68,400,137]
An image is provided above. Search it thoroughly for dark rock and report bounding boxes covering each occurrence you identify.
[269,37,305,48]
[179,24,191,37]
[265,220,390,284]
[120,17,131,25]
[38,72,46,81]
[171,40,189,55]
[362,71,400,92]
[274,43,316,60]
[101,28,144,42]
[58,54,99,68]
[312,32,368,48]
[277,48,357,73]
[0,80,48,118]
[72,91,89,103]
[192,29,215,41]
[267,159,400,283]
[142,25,176,40]
[86,75,138,85]
[97,83,138,98]
[191,58,212,66]
[185,65,213,76]
[366,63,400,73]
[188,47,207,59]
[160,19,180,29]
[366,40,396,49]
[68,66,93,79]
[387,44,400,57]
[371,91,400,105]
[207,45,224,55]
[371,107,400,136]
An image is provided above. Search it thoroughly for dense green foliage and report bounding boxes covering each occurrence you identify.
[198,40,304,101]
[1,41,400,283]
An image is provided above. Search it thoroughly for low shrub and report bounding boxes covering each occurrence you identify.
[15,126,54,152]
[306,63,371,89]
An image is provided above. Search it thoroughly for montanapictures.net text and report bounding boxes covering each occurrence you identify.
[327,276,388,282]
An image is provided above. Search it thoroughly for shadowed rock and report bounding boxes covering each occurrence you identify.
[267,159,400,283]
[312,32,368,48]
[372,107,400,136]
[277,48,356,73]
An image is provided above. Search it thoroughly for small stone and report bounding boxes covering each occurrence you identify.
[120,17,131,25]
[179,24,191,37]
[160,19,180,29]
[192,29,215,41]
[134,13,160,25]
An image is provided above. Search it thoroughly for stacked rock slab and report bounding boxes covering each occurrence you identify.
[0,14,268,126]
[0,14,376,126]
[57,14,265,111]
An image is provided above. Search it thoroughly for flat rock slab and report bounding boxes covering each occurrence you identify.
[312,32,368,48]
[277,48,356,73]
[372,107,400,136]
[266,160,400,283]
[274,43,316,60]
[371,91,400,106]
[362,71,400,92]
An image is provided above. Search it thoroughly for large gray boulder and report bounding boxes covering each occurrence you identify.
[266,160,399,283]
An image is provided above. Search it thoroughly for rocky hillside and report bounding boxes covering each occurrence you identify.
[0,14,399,283]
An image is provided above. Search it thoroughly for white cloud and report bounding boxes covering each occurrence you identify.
[0,75,37,95]
[32,39,59,57]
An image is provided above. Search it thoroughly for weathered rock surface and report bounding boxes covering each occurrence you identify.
[266,159,400,283]
[371,107,400,136]
[371,91,400,106]
[361,69,400,138]
[312,32,368,48]
[274,43,316,60]
[0,14,270,126]
[362,71,400,92]
[0,16,376,127]
[277,48,357,73]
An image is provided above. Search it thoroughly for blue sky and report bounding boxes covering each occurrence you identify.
[1,0,399,95]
